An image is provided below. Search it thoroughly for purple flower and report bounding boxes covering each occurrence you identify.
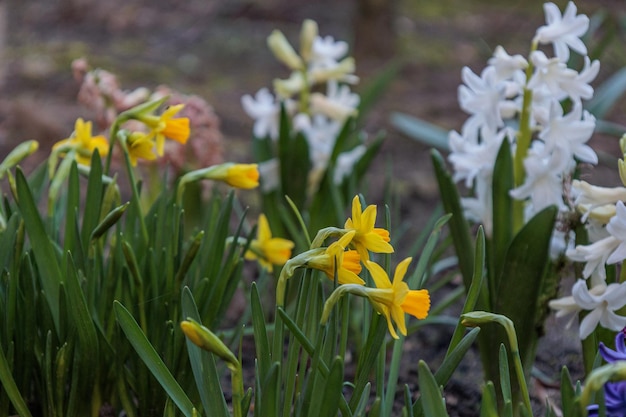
[588,381,626,417]
[600,332,626,363]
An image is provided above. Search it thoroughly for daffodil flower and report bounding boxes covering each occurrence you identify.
[137,104,190,156]
[344,195,394,261]
[125,132,157,166]
[52,118,108,167]
[276,230,363,306]
[303,230,363,285]
[244,214,294,272]
[364,258,430,339]
[320,257,430,339]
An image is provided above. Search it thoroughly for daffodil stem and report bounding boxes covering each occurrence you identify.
[120,140,149,246]
[230,363,244,417]
[104,119,121,176]
[462,312,532,414]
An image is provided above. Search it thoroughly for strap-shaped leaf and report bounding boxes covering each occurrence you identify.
[0,341,32,417]
[181,287,229,417]
[586,66,626,119]
[491,138,513,291]
[15,167,62,332]
[391,112,450,151]
[80,150,104,247]
[431,150,474,289]
[114,301,195,417]
[251,283,271,379]
[317,357,344,417]
[417,361,448,417]
[413,327,480,417]
[480,382,498,417]
[494,205,557,368]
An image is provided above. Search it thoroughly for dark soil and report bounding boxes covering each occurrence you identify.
[3,1,626,416]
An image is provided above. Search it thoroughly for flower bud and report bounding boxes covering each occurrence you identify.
[299,19,318,62]
[273,72,306,98]
[267,30,304,71]
[180,319,239,370]
[0,140,39,179]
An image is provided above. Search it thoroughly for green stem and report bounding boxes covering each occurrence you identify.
[230,363,244,417]
[512,39,538,233]
[298,69,310,114]
[104,119,121,176]
[119,134,149,245]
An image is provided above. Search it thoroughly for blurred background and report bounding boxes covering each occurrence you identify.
[1,0,626,224]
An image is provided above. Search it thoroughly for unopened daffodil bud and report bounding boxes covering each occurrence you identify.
[180,319,239,371]
[177,163,259,205]
[0,140,39,179]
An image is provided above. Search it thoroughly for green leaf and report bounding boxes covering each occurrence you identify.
[278,107,309,209]
[63,162,80,255]
[259,362,281,417]
[494,205,557,370]
[408,213,451,289]
[114,301,196,417]
[480,382,498,417]
[81,150,104,247]
[491,138,513,285]
[586,66,626,119]
[391,113,450,151]
[352,382,370,417]
[499,344,512,406]
[318,357,344,417]
[181,287,229,417]
[431,150,474,289]
[64,254,99,402]
[251,283,271,379]
[413,327,480,417]
[0,342,32,417]
[15,167,63,332]
[560,366,576,417]
[349,316,387,411]
[445,228,485,356]
[418,361,448,417]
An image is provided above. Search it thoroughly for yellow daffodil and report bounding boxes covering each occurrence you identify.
[138,104,190,156]
[125,132,157,166]
[245,214,294,272]
[305,230,364,285]
[52,118,108,166]
[364,257,430,339]
[345,195,394,261]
